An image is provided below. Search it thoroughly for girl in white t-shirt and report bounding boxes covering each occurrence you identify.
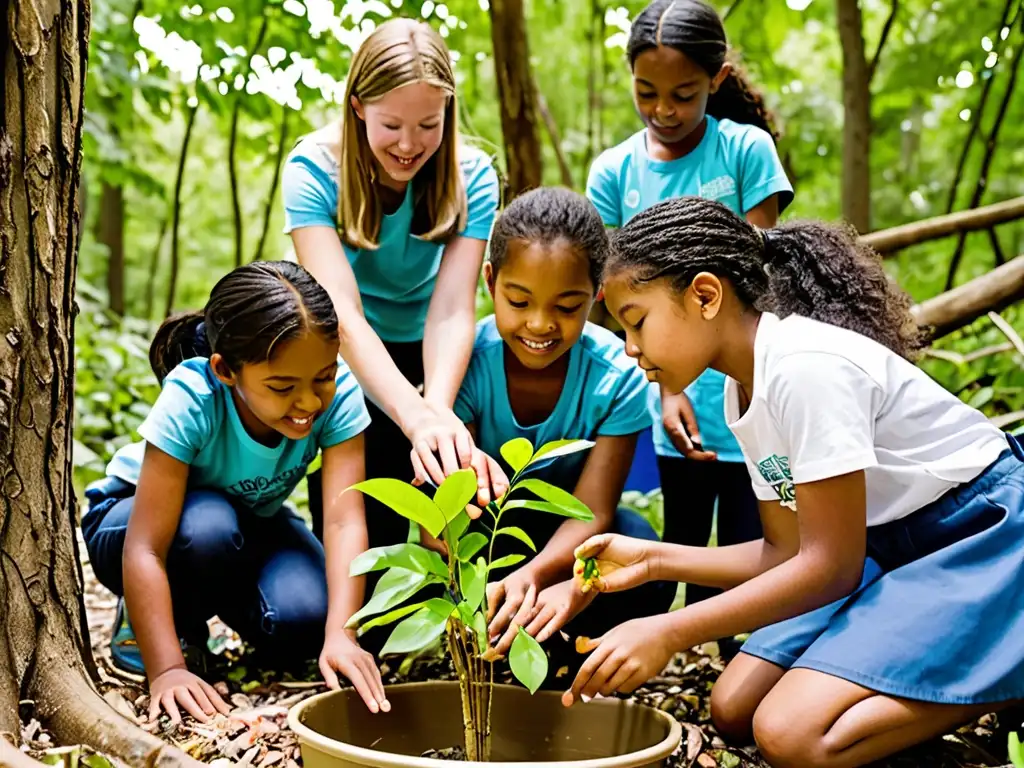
[562,195,1022,767]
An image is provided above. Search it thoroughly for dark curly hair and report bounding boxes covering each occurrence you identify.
[606,197,928,360]
[150,261,339,383]
[488,187,610,288]
[627,0,779,141]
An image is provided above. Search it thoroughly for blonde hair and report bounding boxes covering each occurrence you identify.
[336,18,466,250]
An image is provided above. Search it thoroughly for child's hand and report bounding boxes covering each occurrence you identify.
[406,404,474,487]
[468,447,509,508]
[661,389,718,461]
[561,615,676,705]
[573,534,656,593]
[511,578,596,652]
[148,666,232,725]
[419,526,449,557]
[319,630,391,714]
[486,569,542,652]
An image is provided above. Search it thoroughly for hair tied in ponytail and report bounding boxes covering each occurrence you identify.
[755,226,778,275]
[193,321,212,357]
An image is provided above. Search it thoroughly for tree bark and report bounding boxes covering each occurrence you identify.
[487,0,543,198]
[836,0,872,233]
[913,255,1024,339]
[96,181,125,316]
[0,3,201,763]
[166,102,198,318]
[860,195,1024,255]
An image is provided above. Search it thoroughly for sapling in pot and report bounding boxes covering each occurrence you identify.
[343,437,595,761]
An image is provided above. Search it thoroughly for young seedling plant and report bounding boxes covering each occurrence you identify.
[343,437,595,761]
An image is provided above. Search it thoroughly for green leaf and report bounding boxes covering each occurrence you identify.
[496,525,537,552]
[381,598,455,656]
[349,542,448,581]
[346,479,446,537]
[457,532,488,561]
[1009,732,1024,768]
[435,468,478,523]
[472,611,489,653]
[516,479,594,521]
[500,437,534,472]
[346,568,436,626]
[967,386,995,409]
[446,510,472,542]
[456,600,476,626]
[502,499,593,521]
[489,554,527,571]
[355,601,428,634]
[460,558,487,611]
[529,439,595,465]
[509,627,547,694]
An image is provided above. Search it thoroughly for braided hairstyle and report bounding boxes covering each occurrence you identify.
[606,197,928,361]
[488,187,610,288]
[149,261,339,383]
[627,0,778,140]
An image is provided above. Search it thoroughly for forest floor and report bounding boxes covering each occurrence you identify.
[15,533,1018,767]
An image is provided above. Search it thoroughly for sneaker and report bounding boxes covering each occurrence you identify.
[109,598,146,676]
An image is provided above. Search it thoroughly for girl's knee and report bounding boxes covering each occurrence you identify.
[175,491,244,561]
[752,704,828,768]
[258,551,328,645]
[710,679,756,744]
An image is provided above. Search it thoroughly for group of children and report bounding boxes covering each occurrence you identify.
[80,2,1023,765]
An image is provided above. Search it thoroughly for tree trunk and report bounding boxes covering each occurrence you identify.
[487,0,543,198]
[97,181,125,316]
[166,102,198,319]
[913,255,1024,339]
[836,0,872,233]
[1,2,199,764]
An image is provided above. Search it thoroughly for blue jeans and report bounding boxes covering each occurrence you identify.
[81,478,328,663]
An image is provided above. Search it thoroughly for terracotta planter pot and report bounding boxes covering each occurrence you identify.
[288,681,682,768]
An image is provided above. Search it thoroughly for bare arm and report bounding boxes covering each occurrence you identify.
[122,444,191,679]
[663,471,867,648]
[745,195,781,229]
[422,235,486,411]
[525,434,635,588]
[291,227,428,434]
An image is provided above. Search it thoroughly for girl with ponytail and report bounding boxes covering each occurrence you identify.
[563,197,1024,768]
[586,0,793,634]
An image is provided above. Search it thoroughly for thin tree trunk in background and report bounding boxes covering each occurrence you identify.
[583,0,599,173]
[535,84,574,188]
[0,1,200,762]
[836,0,872,233]
[253,107,290,263]
[945,32,1023,290]
[166,103,198,318]
[97,181,125,316]
[487,0,543,197]
[144,214,169,320]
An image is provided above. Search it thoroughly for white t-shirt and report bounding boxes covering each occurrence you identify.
[724,313,1009,526]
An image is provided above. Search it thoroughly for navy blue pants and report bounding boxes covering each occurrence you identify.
[81,478,327,663]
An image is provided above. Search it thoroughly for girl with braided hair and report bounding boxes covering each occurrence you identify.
[441,188,673,683]
[82,262,390,722]
[562,196,1024,767]
[586,0,793,628]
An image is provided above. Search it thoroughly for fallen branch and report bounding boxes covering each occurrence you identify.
[992,411,1024,429]
[924,342,1014,365]
[986,311,1024,359]
[861,196,1024,255]
[912,255,1024,339]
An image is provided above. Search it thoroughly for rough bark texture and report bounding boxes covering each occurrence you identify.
[913,255,1024,339]
[97,181,124,315]
[860,195,1024,255]
[487,0,542,198]
[836,0,872,233]
[1,2,200,763]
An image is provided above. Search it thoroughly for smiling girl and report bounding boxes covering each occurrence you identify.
[283,18,502,547]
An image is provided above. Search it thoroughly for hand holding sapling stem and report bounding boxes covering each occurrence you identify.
[573,533,658,593]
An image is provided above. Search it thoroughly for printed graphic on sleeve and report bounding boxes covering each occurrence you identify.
[757,454,796,510]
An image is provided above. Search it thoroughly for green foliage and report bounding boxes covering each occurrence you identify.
[346,437,595,695]
[1009,731,1024,768]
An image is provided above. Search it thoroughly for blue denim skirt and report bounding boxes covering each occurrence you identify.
[742,438,1024,704]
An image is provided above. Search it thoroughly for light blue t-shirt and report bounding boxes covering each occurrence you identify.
[106,358,371,517]
[453,316,651,492]
[282,132,500,343]
[586,116,793,462]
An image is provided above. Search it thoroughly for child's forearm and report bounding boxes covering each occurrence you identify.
[652,538,794,590]
[324,519,369,638]
[422,298,475,411]
[663,549,863,651]
[122,549,187,679]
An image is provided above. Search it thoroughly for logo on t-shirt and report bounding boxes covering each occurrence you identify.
[756,454,796,510]
[624,189,641,209]
[699,175,737,201]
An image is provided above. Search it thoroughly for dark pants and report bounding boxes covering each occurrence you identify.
[658,456,762,605]
[308,339,424,547]
[82,479,328,663]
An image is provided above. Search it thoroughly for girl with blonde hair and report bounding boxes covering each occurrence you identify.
[283,18,503,548]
